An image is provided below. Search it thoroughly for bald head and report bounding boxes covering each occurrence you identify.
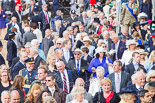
[11,17,17,23]
[10,90,20,103]
[75,78,85,88]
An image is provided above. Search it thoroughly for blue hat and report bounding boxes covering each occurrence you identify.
[24,58,35,64]
[0,41,2,47]
[73,25,78,29]
[94,5,98,9]
[62,20,67,23]
[120,87,137,95]
[70,10,76,14]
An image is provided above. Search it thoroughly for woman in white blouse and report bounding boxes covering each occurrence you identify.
[121,39,138,66]
[88,66,105,97]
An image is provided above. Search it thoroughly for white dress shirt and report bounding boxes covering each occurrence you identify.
[48,86,55,97]
[63,49,70,63]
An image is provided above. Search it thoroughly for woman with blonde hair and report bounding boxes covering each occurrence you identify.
[145,50,155,72]
[139,49,148,66]
[46,55,56,74]
[146,70,155,82]
[25,83,42,103]
[119,88,135,103]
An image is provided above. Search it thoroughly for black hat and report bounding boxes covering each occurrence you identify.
[94,18,100,24]
[94,5,98,9]
[24,58,35,64]
[120,87,137,95]
[140,21,148,27]
[70,10,76,14]
[0,41,2,47]
[8,32,16,36]
[73,25,78,29]
[132,21,140,28]
[34,6,39,12]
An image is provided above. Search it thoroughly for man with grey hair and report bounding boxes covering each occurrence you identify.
[22,27,37,45]
[67,26,74,46]
[54,20,65,38]
[78,11,89,26]
[30,47,44,70]
[107,60,130,93]
[102,30,112,51]
[63,30,70,40]
[66,78,93,103]
[10,90,20,103]
[1,90,10,103]
[127,71,146,102]
[111,34,126,61]
[119,27,132,41]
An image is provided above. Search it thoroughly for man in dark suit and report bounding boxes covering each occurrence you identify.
[39,4,50,38]
[0,41,5,66]
[107,60,130,93]
[12,6,22,23]
[66,48,90,82]
[119,27,132,41]
[28,0,37,20]
[102,30,112,51]
[53,0,59,16]
[5,17,22,40]
[54,20,65,38]
[67,10,78,25]
[78,11,89,27]
[62,40,74,65]
[55,61,75,93]
[127,71,146,102]
[31,7,42,28]
[11,51,28,80]
[30,47,44,70]
[11,46,26,69]
[111,34,126,61]
[125,52,143,77]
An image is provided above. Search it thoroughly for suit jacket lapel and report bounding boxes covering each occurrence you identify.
[131,62,135,71]
[112,73,116,92]
[120,72,124,88]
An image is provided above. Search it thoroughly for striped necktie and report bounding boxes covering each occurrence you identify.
[115,74,120,93]
[62,72,68,94]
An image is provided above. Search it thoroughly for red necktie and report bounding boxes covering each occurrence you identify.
[62,72,68,94]
[45,12,49,24]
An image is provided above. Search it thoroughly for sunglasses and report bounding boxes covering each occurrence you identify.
[103,46,107,48]
[57,43,61,45]
[74,54,80,55]
[45,80,51,82]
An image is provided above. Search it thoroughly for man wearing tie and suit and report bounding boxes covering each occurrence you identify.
[66,48,90,82]
[125,52,143,78]
[107,60,130,93]
[28,0,36,20]
[39,4,50,38]
[55,61,75,94]
[111,34,126,61]
[102,31,112,51]
[38,0,49,11]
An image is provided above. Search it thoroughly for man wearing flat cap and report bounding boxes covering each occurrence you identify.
[121,0,139,30]
[66,48,90,82]
[19,58,37,94]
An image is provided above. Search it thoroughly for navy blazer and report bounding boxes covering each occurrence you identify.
[81,55,92,64]
[12,11,21,23]
[0,54,5,66]
[39,11,49,29]
[125,62,143,78]
[54,70,75,92]
[28,5,37,18]
[107,71,130,92]
[62,50,74,65]
[34,55,44,70]
[7,40,17,62]
[111,41,126,61]
[11,61,25,80]
[66,59,90,81]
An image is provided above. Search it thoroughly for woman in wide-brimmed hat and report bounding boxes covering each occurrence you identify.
[88,47,113,78]
[121,39,138,66]
[139,49,149,66]
[145,51,155,72]
[81,36,95,57]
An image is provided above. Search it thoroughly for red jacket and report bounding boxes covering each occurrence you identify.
[90,0,96,8]
[15,0,22,11]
